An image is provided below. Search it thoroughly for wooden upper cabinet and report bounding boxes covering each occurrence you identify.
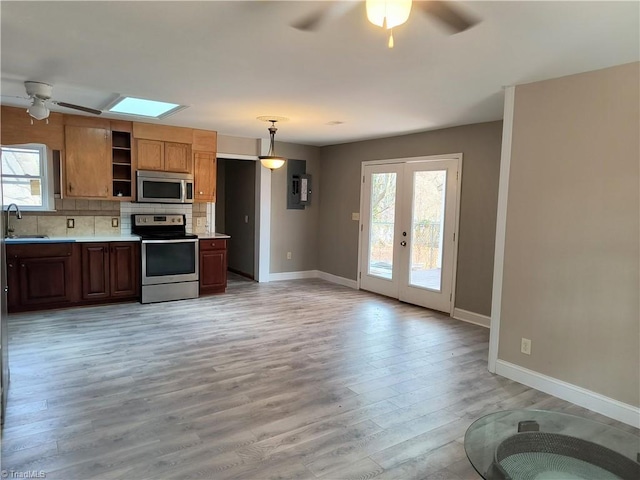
[64,125,111,198]
[136,139,164,171]
[194,152,216,202]
[192,129,217,202]
[165,142,192,173]
[132,122,192,144]
[192,129,217,152]
[136,139,191,173]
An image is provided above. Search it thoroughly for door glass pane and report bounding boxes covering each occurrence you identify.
[368,172,397,279]
[409,170,446,291]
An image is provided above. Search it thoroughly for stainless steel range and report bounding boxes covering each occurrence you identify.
[132,214,199,304]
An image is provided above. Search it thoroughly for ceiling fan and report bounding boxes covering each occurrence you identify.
[291,0,479,48]
[18,81,102,122]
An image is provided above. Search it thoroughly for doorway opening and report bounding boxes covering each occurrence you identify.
[216,158,257,280]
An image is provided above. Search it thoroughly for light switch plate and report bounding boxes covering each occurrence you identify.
[111,218,119,228]
[352,212,360,221]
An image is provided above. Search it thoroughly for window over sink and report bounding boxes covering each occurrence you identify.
[1,143,54,210]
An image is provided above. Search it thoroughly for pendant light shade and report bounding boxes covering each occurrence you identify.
[27,97,50,121]
[258,119,287,170]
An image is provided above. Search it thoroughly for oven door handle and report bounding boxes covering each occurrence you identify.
[142,239,199,244]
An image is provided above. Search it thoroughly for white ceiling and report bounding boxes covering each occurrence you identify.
[1,1,638,146]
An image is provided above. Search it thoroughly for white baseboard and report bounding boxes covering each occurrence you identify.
[269,270,319,282]
[452,308,490,328]
[269,270,359,289]
[317,271,358,289]
[495,359,640,428]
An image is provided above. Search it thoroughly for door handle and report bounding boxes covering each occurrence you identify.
[400,241,407,247]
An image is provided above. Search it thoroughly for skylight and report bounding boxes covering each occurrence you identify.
[107,96,185,118]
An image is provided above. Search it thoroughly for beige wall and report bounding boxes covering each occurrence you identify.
[217,134,259,157]
[318,122,503,316]
[499,62,640,406]
[270,141,321,273]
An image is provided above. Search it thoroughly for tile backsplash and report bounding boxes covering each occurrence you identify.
[11,214,121,237]
[11,199,121,237]
[11,199,210,237]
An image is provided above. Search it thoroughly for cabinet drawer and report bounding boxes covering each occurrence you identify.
[7,243,74,259]
[199,239,226,251]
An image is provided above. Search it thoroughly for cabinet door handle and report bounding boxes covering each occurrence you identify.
[69,183,73,192]
[21,264,25,268]
[8,263,13,268]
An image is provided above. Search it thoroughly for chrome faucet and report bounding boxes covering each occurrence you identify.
[5,203,22,237]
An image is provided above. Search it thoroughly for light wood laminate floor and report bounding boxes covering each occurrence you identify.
[2,278,635,479]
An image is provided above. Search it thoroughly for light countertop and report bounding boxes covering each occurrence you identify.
[5,234,141,244]
[197,232,231,239]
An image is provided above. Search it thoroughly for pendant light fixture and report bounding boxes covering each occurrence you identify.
[257,117,287,170]
[366,0,412,48]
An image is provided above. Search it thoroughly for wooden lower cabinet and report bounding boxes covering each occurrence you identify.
[82,243,110,300]
[81,242,139,301]
[110,243,139,298]
[7,241,139,313]
[199,239,227,294]
[6,243,80,311]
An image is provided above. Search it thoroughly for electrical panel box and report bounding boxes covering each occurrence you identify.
[287,159,312,209]
[292,174,312,207]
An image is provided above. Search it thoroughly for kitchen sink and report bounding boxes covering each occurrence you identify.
[6,234,49,239]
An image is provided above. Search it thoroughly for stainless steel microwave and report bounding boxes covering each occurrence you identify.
[136,170,194,204]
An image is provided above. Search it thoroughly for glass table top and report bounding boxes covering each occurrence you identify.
[464,409,640,480]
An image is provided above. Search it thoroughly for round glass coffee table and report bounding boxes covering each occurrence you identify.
[464,409,640,480]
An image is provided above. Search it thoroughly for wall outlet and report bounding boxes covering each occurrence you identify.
[521,338,532,355]
[287,252,292,260]
[196,217,205,227]
[111,218,119,228]
[67,218,75,228]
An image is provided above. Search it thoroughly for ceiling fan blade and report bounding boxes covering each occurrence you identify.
[53,101,102,116]
[417,0,479,34]
[291,4,332,31]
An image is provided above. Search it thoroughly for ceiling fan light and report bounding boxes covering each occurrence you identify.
[366,0,412,29]
[27,98,49,121]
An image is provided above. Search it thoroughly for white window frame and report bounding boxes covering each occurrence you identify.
[1,143,54,211]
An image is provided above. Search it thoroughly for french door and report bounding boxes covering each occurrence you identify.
[359,157,460,313]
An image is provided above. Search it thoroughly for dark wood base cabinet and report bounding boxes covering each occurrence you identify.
[7,241,139,313]
[7,243,80,311]
[81,242,139,301]
[199,239,227,295]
